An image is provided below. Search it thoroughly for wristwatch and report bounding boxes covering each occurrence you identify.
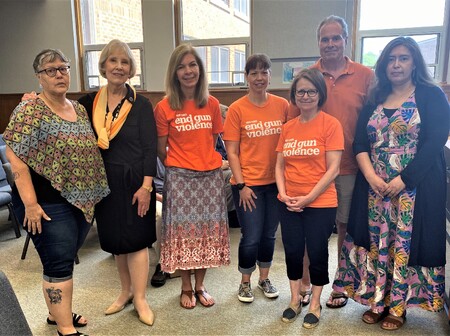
[237,183,246,190]
[142,185,153,193]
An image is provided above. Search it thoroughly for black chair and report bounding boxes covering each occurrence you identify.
[21,234,80,264]
[0,162,20,238]
[0,192,20,238]
[0,270,33,336]
[0,138,21,238]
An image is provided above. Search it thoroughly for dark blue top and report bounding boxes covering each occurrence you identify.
[215,134,227,160]
[154,158,165,194]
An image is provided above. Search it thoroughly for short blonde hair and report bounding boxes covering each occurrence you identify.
[165,44,209,110]
[98,39,137,79]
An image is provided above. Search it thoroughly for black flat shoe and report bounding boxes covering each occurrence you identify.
[281,303,302,323]
[303,305,322,329]
[151,264,168,288]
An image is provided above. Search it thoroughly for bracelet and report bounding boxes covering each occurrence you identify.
[142,185,153,193]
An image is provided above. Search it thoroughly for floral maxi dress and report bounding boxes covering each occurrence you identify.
[333,93,445,315]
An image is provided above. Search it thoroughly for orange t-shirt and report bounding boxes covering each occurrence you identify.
[276,111,344,208]
[288,57,374,175]
[223,94,288,186]
[154,96,223,171]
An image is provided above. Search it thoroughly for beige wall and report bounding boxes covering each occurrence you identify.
[142,0,175,91]
[0,0,80,93]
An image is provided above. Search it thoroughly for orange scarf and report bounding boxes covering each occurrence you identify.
[92,84,136,149]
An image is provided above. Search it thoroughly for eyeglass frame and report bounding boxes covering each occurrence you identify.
[295,89,319,97]
[36,66,70,77]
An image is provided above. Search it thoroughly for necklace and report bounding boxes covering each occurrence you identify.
[105,86,127,124]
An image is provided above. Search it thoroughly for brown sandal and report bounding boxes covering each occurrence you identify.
[180,290,196,309]
[380,312,406,331]
[362,308,389,324]
[195,289,215,307]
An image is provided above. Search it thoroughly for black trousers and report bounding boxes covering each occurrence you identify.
[279,203,336,286]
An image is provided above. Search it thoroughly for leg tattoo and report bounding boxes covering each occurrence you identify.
[46,287,63,304]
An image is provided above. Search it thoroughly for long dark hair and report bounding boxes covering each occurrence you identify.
[370,36,435,105]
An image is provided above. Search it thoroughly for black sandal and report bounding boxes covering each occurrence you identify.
[47,312,87,328]
[57,330,88,336]
[325,292,348,309]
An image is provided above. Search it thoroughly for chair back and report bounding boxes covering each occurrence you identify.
[0,136,14,187]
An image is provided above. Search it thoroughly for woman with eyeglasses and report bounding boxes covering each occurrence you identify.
[4,49,110,336]
[223,54,288,304]
[275,68,343,328]
[21,41,158,327]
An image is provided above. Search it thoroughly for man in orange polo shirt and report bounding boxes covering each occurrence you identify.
[288,15,374,309]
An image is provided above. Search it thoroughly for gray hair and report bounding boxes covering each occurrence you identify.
[33,49,70,73]
[316,15,348,41]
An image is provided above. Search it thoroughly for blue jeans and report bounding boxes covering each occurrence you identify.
[279,203,336,286]
[13,196,90,281]
[232,183,279,274]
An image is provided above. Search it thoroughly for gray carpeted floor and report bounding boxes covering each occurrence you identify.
[0,210,449,336]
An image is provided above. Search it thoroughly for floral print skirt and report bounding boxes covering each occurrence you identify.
[332,190,445,315]
[160,167,231,273]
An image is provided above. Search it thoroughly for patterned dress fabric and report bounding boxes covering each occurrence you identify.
[3,98,110,222]
[160,167,231,273]
[333,93,445,314]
